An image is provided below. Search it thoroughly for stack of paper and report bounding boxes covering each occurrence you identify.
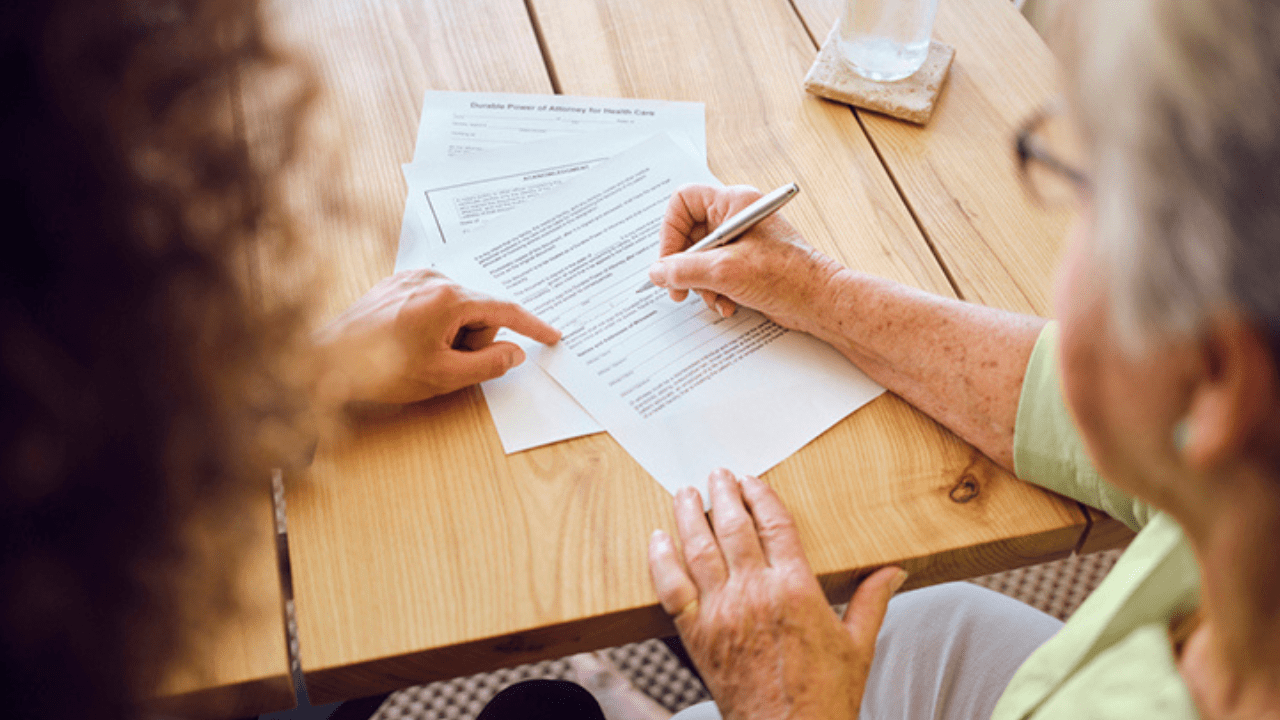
[396,91,884,499]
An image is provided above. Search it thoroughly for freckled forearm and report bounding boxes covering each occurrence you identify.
[812,270,1045,474]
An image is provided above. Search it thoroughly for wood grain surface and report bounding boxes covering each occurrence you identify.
[528,0,952,292]
[152,488,293,718]
[790,0,1121,546]
[792,0,1073,315]
[1078,513,1138,555]
[255,0,1091,704]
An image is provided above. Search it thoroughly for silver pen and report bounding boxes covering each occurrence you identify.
[636,182,800,292]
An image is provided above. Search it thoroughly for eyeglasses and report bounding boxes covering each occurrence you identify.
[1015,101,1090,206]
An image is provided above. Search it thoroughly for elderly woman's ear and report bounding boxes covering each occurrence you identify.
[1179,313,1280,473]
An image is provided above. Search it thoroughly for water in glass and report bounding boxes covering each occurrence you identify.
[838,0,940,82]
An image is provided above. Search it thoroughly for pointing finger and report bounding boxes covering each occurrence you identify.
[462,299,560,345]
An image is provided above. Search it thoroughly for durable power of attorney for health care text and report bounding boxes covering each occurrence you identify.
[394,91,883,500]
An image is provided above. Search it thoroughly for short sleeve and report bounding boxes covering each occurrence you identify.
[1013,323,1153,532]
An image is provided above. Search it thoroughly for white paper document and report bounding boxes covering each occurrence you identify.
[400,131,700,267]
[412,90,707,164]
[397,133,704,454]
[394,132,701,454]
[397,91,706,273]
[436,135,885,499]
[395,93,706,455]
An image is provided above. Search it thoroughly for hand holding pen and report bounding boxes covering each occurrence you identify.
[642,183,848,335]
[638,183,799,292]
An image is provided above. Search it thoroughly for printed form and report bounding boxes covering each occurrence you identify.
[396,92,705,272]
[400,131,700,265]
[436,135,884,499]
[400,134,644,453]
[394,92,706,454]
[411,91,706,163]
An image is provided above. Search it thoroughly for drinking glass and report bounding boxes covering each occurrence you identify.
[838,0,941,82]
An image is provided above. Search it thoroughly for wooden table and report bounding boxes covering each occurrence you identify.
[249,0,1117,705]
[790,0,1135,553]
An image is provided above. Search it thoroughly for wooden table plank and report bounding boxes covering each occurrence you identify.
[152,487,293,718]
[262,0,1089,703]
[792,0,1072,315]
[789,0,1119,549]
[1078,513,1137,555]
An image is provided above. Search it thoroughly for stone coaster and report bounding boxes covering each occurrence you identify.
[803,27,956,125]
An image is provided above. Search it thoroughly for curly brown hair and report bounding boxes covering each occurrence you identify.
[0,0,315,717]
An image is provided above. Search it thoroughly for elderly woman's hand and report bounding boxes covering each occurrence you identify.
[647,184,849,336]
[313,269,560,405]
[649,469,907,720]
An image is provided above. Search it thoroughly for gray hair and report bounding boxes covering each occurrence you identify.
[1058,0,1280,357]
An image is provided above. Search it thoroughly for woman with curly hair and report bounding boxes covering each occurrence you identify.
[0,0,556,718]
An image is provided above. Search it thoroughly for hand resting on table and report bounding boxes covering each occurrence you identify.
[649,469,906,720]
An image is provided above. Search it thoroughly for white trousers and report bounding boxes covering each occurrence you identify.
[671,582,1063,720]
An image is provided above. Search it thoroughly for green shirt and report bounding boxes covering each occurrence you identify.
[991,322,1202,719]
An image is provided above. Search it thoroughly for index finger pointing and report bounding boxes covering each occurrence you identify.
[466,299,561,345]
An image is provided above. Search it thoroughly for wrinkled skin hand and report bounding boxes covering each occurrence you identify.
[313,269,559,405]
[648,469,907,720]
[646,184,849,337]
